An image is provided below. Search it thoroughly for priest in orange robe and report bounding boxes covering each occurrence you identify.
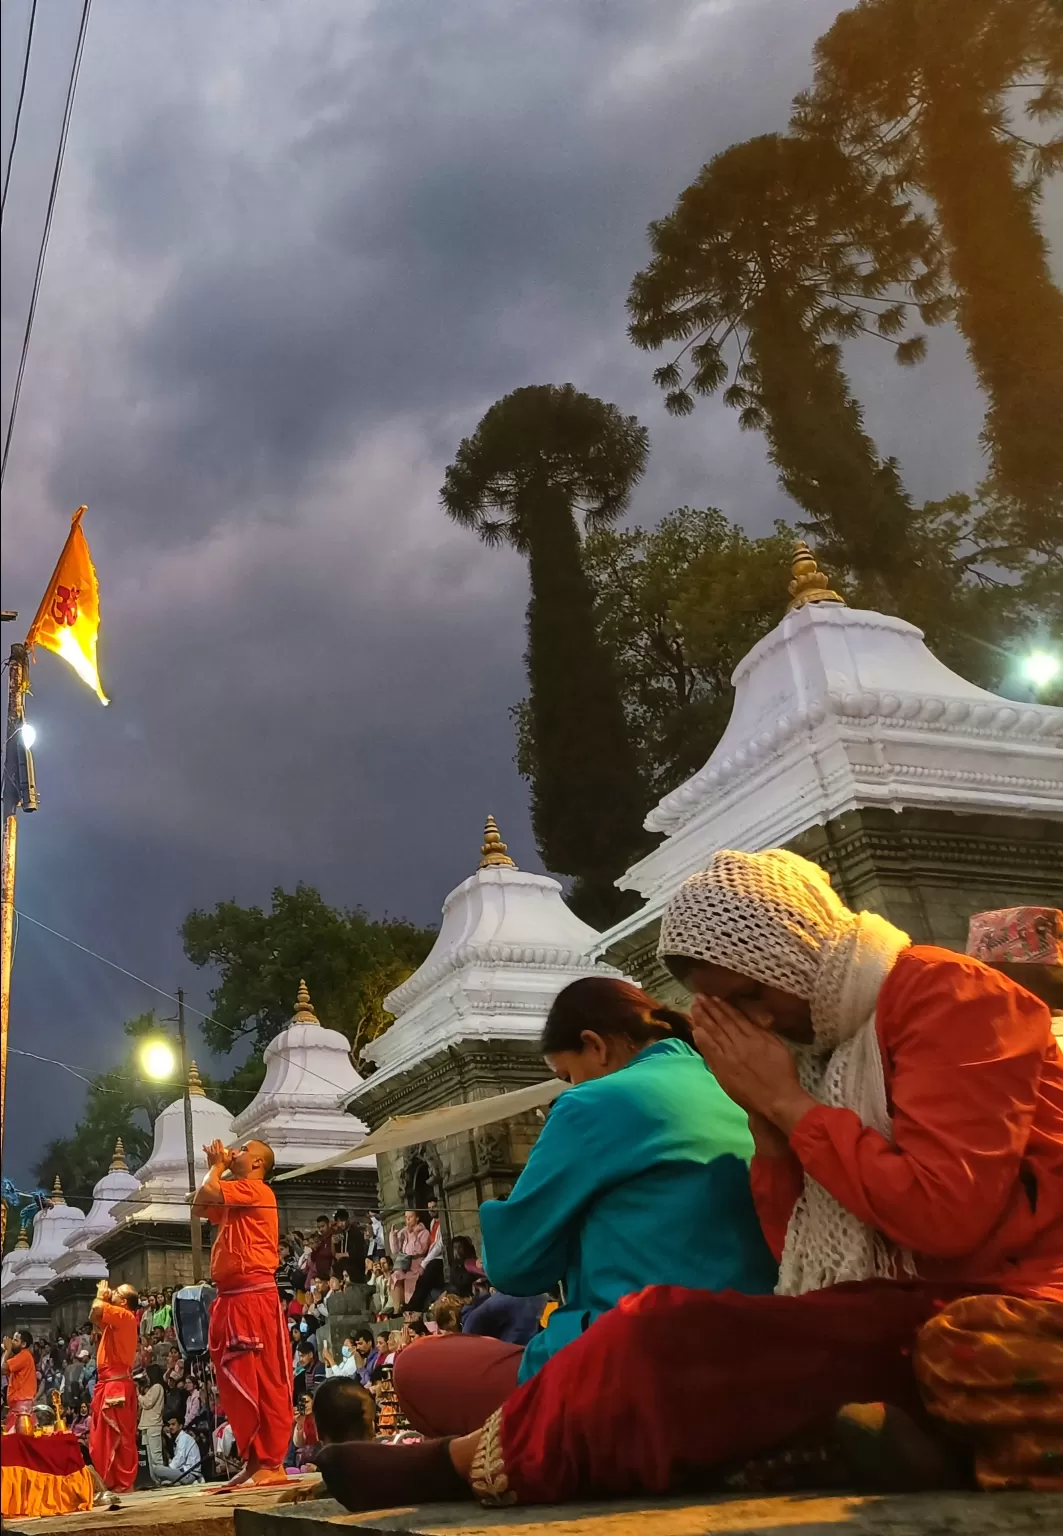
[87,1282,140,1493]
[193,1139,293,1487]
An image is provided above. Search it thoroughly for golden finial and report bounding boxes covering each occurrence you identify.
[187,1060,205,1097]
[479,814,516,869]
[50,1176,66,1205]
[293,979,318,1024]
[110,1137,128,1173]
[787,541,845,613]
[16,1225,29,1249]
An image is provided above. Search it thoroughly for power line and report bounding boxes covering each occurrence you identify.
[13,907,367,1099]
[7,1045,349,1107]
[1,0,38,224]
[1,0,92,489]
[14,907,235,1026]
[9,1047,95,1086]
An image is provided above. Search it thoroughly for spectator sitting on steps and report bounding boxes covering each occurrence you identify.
[154,1415,203,1484]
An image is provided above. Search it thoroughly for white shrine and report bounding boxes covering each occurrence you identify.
[43,1138,141,1334]
[0,1227,31,1300]
[92,1063,235,1297]
[349,816,621,1241]
[233,982,378,1229]
[0,1179,86,1335]
[593,544,1063,992]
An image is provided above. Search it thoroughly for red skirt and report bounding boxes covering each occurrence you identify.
[88,1374,139,1493]
[209,1284,294,1469]
[482,1281,967,1504]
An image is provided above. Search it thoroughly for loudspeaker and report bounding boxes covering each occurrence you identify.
[173,1284,216,1357]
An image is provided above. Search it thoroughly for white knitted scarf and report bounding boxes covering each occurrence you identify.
[776,909,913,1295]
[657,849,914,1296]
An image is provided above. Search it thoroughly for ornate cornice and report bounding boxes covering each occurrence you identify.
[385,944,604,1016]
[648,691,1060,835]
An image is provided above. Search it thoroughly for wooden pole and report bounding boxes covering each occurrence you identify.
[177,987,204,1283]
[0,641,28,1245]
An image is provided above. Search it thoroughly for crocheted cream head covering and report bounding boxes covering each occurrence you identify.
[661,849,915,1293]
[658,848,907,1050]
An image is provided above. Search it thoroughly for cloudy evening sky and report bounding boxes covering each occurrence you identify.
[2,1,1055,1188]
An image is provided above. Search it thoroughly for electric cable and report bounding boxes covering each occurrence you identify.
[1,0,92,489]
[0,0,38,224]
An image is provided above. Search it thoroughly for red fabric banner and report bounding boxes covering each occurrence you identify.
[0,1432,85,1477]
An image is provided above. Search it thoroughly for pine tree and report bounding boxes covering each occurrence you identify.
[628,133,949,586]
[442,385,649,922]
[799,0,1063,533]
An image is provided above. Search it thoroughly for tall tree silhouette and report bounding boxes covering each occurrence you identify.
[799,0,1063,530]
[442,385,648,923]
[628,133,950,586]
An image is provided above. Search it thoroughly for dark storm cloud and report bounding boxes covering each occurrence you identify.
[34,0,839,540]
[0,0,1021,1183]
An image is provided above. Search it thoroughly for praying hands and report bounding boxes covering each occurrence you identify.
[204,1139,234,1171]
[690,996,816,1135]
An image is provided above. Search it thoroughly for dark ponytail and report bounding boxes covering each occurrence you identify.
[540,976,693,1055]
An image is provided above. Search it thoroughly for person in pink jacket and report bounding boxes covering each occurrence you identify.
[389,1211,431,1309]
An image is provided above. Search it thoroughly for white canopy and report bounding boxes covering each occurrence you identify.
[275,1075,565,1182]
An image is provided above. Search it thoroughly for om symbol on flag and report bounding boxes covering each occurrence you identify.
[51,584,80,626]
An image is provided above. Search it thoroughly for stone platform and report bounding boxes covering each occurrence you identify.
[1,1479,302,1536]
[6,1485,1058,1536]
[235,1492,1059,1536]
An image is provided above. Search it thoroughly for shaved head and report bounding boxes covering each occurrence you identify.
[227,1139,275,1181]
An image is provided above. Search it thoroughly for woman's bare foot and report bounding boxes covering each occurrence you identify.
[448,1431,480,1481]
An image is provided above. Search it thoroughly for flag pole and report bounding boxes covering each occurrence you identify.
[0,623,28,1247]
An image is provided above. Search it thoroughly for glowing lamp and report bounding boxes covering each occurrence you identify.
[1021,651,1060,690]
[139,1038,177,1081]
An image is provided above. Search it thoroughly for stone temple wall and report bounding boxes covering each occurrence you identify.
[360,1038,551,1252]
[605,806,1063,1001]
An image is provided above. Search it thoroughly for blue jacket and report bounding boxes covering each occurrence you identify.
[480,1038,777,1382]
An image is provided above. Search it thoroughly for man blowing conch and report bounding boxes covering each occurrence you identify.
[192,1138,293,1487]
[88,1281,140,1493]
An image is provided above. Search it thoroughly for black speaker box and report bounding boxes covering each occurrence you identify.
[173,1284,216,1356]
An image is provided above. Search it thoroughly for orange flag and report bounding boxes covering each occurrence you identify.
[26,505,109,704]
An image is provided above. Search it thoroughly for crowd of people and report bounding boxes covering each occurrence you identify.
[4,871,1060,1512]
[272,1206,547,1466]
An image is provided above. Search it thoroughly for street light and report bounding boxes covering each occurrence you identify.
[136,990,204,1283]
[1021,650,1060,691]
[139,1037,177,1081]
[20,723,36,750]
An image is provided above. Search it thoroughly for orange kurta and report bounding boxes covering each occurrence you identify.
[751,947,1063,1300]
[208,1177,279,1289]
[207,1178,293,1468]
[4,1348,36,1405]
[88,1302,139,1492]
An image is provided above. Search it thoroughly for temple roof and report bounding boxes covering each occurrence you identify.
[233,982,373,1167]
[598,544,1063,941]
[47,1139,141,1288]
[104,1065,234,1230]
[1,1180,86,1307]
[353,817,620,1097]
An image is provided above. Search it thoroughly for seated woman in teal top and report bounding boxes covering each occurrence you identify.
[481,975,778,1384]
[383,976,777,1439]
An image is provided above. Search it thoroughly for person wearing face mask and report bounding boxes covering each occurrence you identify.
[385,974,775,1441]
[322,1335,362,1379]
